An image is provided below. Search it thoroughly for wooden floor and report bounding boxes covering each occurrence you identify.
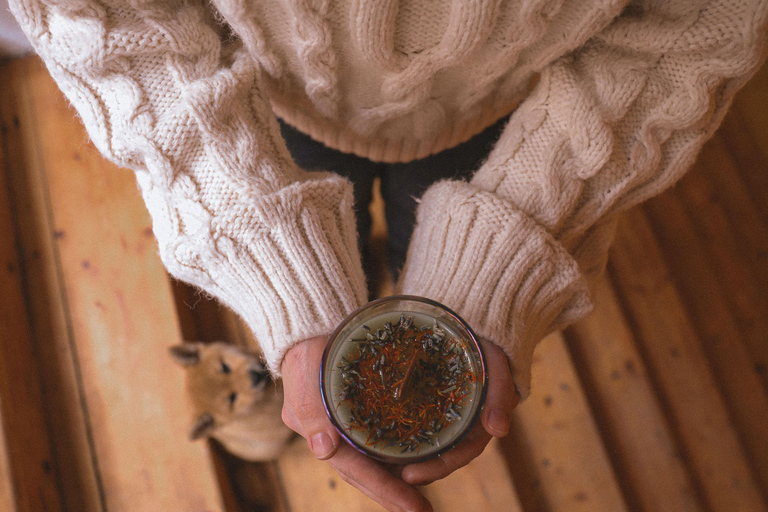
[1,55,767,512]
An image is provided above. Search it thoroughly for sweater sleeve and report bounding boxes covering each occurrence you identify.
[10,0,368,373]
[398,0,768,397]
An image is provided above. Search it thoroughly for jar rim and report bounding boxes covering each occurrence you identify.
[319,295,488,464]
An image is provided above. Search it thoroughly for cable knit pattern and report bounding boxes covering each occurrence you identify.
[476,1,768,243]
[211,0,286,82]
[458,0,623,116]
[351,0,401,70]
[11,0,367,374]
[286,0,339,118]
[11,0,768,389]
[400,0,768,396]
[350,0,500,137]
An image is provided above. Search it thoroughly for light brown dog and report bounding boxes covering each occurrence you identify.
[170,341,294,461]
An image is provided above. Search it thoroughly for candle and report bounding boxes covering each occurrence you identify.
[320,296,487,464]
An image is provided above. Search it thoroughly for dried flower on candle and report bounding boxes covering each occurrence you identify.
[335,314,477,454]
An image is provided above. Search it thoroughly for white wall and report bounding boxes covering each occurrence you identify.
[1,0,33,57]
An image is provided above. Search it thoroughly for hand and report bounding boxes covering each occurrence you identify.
[399,338,519,485]
[281,336,431,512]
[280,335,518,511]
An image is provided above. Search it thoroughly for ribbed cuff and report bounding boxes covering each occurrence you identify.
[397,181,592,398]
[156,174,368,374]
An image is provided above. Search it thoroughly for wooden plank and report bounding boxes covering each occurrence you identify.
[1,56,103,512]
[676,137,768,383]
[276,439,387,512]
[10,56,225,510]
[0,94,21,512]
[369,177,394,298]
[276,436,522,512]
[609,208,766,512]
[0,405,18,512]
[0,58,66,512]
[172,279,231,346]
[729,59,768,166]
[716,110,768,233]
[422,439,522,512]
[565,276,702,512]
[644,181,768,498]
[217,450,290,512]
[204,440,252,512]
[676,141,768,349]
[501,332,628,512]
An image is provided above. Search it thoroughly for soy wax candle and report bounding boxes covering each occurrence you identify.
[320,296,487,464]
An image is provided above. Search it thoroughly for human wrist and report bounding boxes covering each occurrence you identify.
[283,335,328,372]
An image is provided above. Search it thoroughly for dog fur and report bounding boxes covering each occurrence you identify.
[170,341,294,461]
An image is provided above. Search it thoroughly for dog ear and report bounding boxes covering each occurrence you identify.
[170,343,202,367]
[189,413,215,441]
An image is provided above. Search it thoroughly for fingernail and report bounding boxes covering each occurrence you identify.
[489,408,510,436]
[310,432,334,459]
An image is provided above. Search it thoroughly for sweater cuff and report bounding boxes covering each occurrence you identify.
[151,174,368,374]
[397,181,592,398]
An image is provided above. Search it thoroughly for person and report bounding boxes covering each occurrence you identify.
[11,0,767,510]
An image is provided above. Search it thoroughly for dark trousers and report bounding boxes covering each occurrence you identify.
[279,117,507,283]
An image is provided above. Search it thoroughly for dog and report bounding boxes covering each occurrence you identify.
[170,341,294,461]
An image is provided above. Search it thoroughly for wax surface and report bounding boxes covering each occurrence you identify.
[326,311,483,461]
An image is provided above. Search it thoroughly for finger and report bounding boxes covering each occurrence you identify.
[400,338,516,486]
[479,339,519,438]
[329,442,433,512]
[400,421,492,486]
[281,336,340,460]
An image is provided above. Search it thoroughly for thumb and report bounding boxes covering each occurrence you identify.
[281,336,341,460]
[479,338,519,438]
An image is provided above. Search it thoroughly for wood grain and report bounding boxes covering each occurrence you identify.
[0,58,67,512]
[503,332,628,512]
[1,56,225,511]
[565,276,701,512]
[1,52,767,512]
[644,179,768,497]
[0,405,18,512]
[609,209,765,512]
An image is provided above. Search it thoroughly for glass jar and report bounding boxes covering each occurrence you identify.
[320,295,487,464]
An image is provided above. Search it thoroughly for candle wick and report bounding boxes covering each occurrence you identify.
[395,351,419,400]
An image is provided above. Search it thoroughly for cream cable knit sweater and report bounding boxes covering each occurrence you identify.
[12,0,767,397]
